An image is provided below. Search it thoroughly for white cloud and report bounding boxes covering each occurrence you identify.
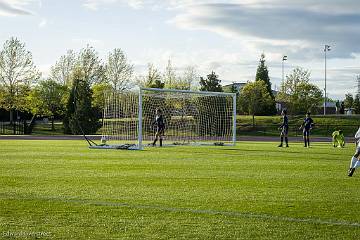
[0,0,35,16]
[81,0,227,10]
[38,18,47,28]
[83,0,144,10]
[83,0,118,10]
[81,0,360,60]
[81,0,360,13]
[127,0,145,9]
[170,2,360,59]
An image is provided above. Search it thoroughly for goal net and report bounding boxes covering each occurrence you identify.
[99,88,236,149]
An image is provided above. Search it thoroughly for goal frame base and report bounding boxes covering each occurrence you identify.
[89,144,140,150]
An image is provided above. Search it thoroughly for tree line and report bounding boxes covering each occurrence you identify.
[1,37,349,135]
[238,54,323,120]
[0,37,221,134]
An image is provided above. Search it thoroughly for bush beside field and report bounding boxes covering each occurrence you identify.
[9,115,360,137]
[237,115,360,137]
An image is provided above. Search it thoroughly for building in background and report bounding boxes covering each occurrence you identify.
[223,82,247,93]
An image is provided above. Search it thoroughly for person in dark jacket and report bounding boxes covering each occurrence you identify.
[299,112,314,148]
[152,108,165,147]
[278,109,289,147]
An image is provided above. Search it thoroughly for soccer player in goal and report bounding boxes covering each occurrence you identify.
[152,108,165,147]
[278,109,289,147]
[332,130,345,148]
[299,112,314,148]
[348,127,360,177]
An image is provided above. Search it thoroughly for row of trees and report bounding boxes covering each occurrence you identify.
[0,37,219,134]
[239,54,323,118]
[343,93,360,113]
[0,36,333,135]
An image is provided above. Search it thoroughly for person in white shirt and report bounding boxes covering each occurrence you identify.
[348,127,360,177]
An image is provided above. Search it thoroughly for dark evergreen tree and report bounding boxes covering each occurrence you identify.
[354,95,360,114]
[148,80,165,89]
[198,71,230,136]
[256,54,272,96]
[344,93,354,109]
[340,101,345,114]
[199,71,223,92]
[64,69,101,134]
[255,54,276,115]
[335,100,341,114]
[230,83,238,94]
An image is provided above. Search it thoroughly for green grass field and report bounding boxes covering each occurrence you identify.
[1,140,360,239]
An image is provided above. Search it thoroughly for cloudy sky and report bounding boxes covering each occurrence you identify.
[1,0,360,99]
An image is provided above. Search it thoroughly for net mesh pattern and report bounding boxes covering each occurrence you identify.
[101,89,235,147]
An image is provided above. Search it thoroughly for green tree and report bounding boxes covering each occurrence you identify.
[137,63,164,88]
[255,54,272,96]
[92,82,113,110]
[163,60,195,90]
[344,93,354,109]
[136,64,166,134]
[0,37,41,123]
[77,45,105,85]
[199,71,222,92]
[198,72,226,135]
[255,54,276,114]
[181,65,199,90]
[50,46,105,87]
[277,67,322,114]
[50,50,76,86]
[63,69,101,134]
[163,59,177,89]
[340,101,345,114]
[335,100,340,112]
[353,95,360,114]
[105,48,134,91]
[239,80,274,126]
[28,80,68,130]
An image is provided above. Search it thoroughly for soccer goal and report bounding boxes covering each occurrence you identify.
[97,87,236,150]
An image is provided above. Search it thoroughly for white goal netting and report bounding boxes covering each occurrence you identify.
[101,88,236,149]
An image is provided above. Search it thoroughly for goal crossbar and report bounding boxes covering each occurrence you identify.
[140,87,236,96]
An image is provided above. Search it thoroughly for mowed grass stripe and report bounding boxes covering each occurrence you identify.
[2,193,360,228]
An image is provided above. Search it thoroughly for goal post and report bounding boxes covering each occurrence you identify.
[99,87,237,150]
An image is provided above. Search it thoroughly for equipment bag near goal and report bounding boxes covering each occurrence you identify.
[100,88,236,150]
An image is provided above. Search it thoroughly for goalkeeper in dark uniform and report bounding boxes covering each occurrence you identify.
[278,109,289,147]
[152,108,165,147]
[299,112,314,148]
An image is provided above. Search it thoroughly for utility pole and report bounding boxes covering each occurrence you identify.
[324,45,331,115]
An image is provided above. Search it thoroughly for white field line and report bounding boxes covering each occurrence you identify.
[3,195,360,228]
[85,200,360,227]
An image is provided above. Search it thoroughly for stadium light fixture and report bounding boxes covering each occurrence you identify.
[324,45,331,115]
[282,55,288,85]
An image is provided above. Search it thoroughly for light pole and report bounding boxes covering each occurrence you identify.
[324,45,331,115]
[282,55,287,85]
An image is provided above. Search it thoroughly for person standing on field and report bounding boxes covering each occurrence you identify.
[348,127,360,177]
[278,109,289,147]
[332,130,345,148]
[299,112,314,148]
[152,108,165,147]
